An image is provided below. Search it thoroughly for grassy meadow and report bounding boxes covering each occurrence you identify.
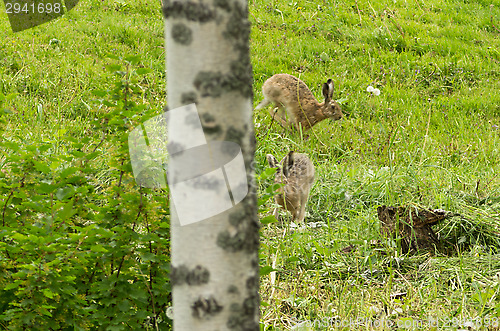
[1,0,500,329]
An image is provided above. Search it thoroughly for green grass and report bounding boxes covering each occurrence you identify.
[1,0,500,329]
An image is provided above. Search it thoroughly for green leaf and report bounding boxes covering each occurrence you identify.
[265,182,283,194]
[260,215,277,225]
[5,93,18,101]
[4,281,21,290]
[3,141,19,151]
[106,64,122,72]
[92,90,108,97]
[105,53,120,60]
[259,265,278,276]
[57,200,75,220]
[140,252,156,262]
[43,288,55,299]
[117,299,131,312]
[36,182,58,194]
[60,167,79,178]
[90,245,108,253]
[11,232,27,241]
[56,187,75,200]
[125,55,141,64]
[136,68,152,75]
[40,305,55,316]
[259,167,276,180]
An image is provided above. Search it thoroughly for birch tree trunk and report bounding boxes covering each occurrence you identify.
[162,1,259,330]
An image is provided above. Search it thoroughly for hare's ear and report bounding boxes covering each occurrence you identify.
[327,79,335,99]
[322,82,330,101]
[322,79,334,101]
[282,151,295,177]
[267,154,278,168]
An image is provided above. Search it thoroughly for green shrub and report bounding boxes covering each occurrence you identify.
[0,55,171,330]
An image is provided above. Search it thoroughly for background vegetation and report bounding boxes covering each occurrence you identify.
[0,0,499,330]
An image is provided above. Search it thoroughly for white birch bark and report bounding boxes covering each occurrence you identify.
[163,0,259,330]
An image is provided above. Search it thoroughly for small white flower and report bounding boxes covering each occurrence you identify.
[166,306,174,319]
[463,321,475,329]
[366,85,374,92]
[373,88,381,96]
[390,307,403,315]
[367,306,380,315]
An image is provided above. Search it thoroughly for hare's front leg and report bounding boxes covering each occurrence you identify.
[296,191,310,223]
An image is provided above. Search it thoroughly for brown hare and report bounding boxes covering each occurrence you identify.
[256,74,343,131]
[266,151,315,223]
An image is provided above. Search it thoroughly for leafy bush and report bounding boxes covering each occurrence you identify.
[0,55,171,330]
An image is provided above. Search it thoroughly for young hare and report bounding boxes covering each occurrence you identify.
[267,151,315,223]
[256,74,343,131]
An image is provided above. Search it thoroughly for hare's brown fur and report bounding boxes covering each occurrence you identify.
[256,74,343,131]
[267,151,315,223]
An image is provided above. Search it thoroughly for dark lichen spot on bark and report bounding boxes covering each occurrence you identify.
[246,275,259,291]
[191,1,253,99]
[167,141,186,154]
[162,0,216,23]
[228,208,246,227]
[225,1,253,99]
[181,91,198,105]
[186,265,210,285]
[217,230,246,252]
[228,60,253,99]
[225,126,245,145]
[171,23,193,45]
[243,294,260,315]
[223,2,250,43]
[217,211,259,253]
[203,126,223,137]
[194,65,252,99]
[193,71,225,98]
[250,255,259,269]
[190,175,223,191]
[192,296,223,319]
[167,141,185,155]
[201,113,222,136]
[216,180,260,255]
[228,284,239,294]
[184,110,202,128]
[214,0,231,12]
[227,295,259,330]
[170,265,210,286]
[201,112,215,123]
[170,265,189,286]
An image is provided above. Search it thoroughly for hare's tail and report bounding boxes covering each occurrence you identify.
[255,97,272,110]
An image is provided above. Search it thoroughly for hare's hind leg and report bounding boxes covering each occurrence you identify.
[255,97,272,110]
[268,104,290,129]
[256,98,290,129]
